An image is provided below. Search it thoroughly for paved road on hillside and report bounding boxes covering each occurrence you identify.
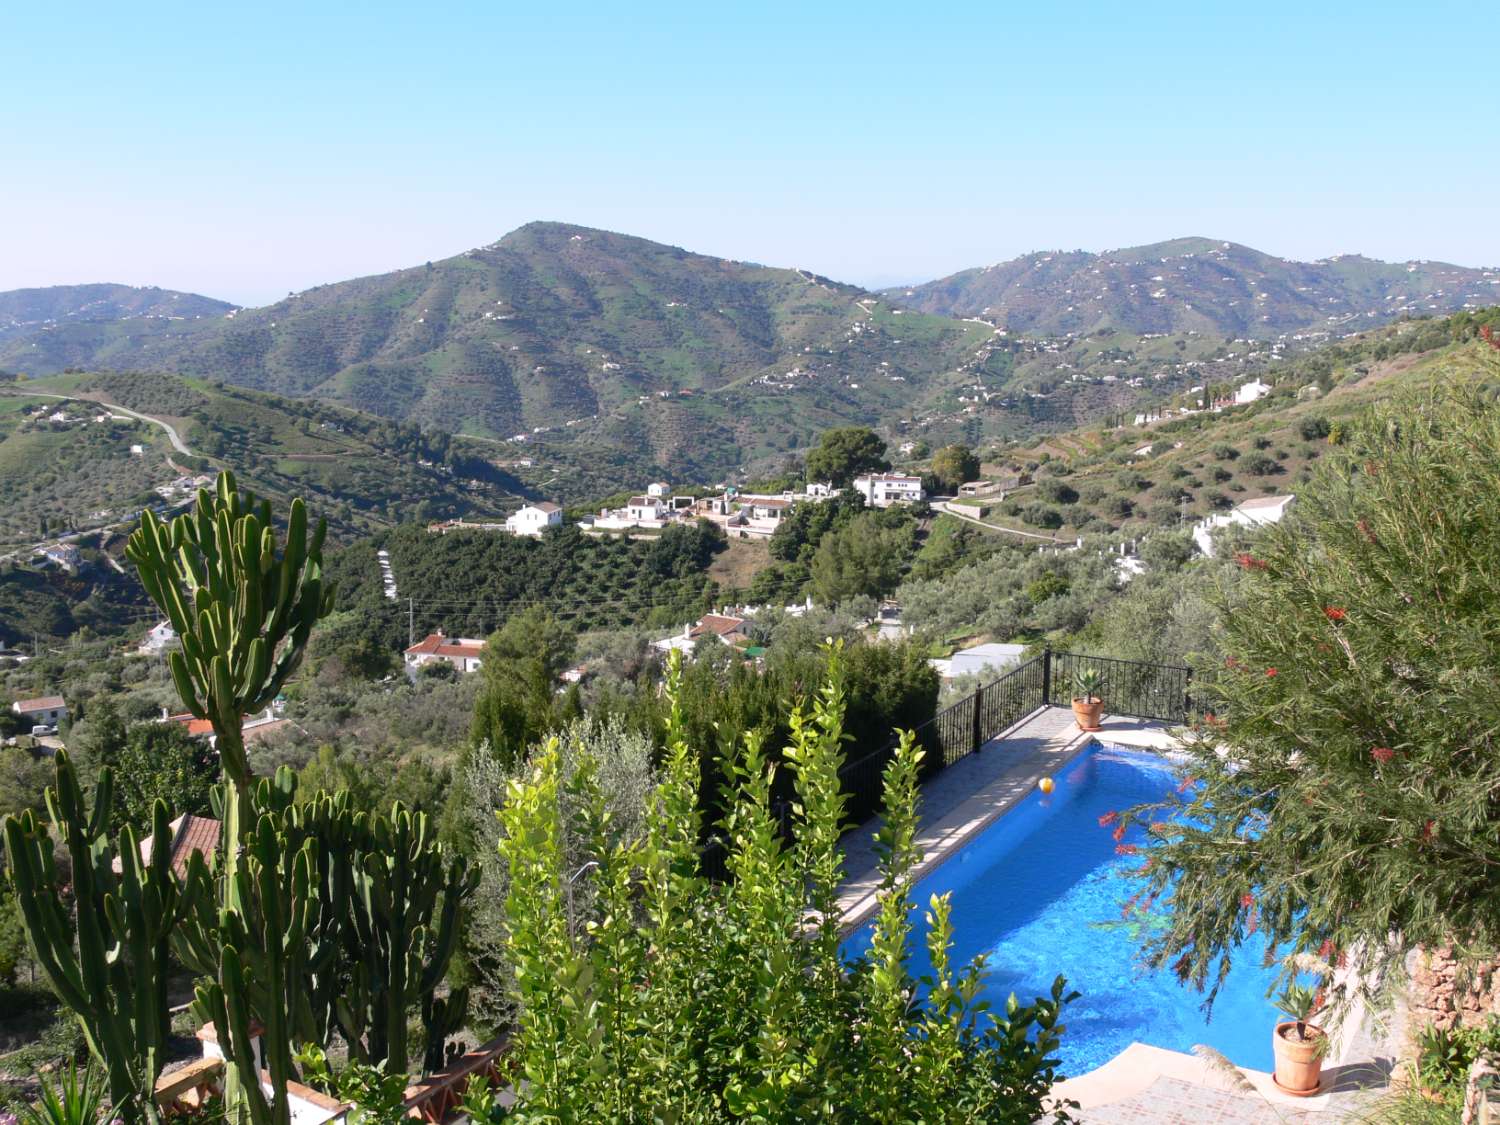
[936,500,1066,544]
[1,389,192,455]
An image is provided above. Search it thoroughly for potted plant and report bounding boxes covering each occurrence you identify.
[1070,667,1106,731]
[1272,983,1328,1096]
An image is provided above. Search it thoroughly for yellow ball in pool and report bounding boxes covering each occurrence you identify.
[1038,777,1055,795]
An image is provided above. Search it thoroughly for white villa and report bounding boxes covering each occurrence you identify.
[854,473,926,508]
[505,502,563,537]
[12,695,68,728]
[1235,379,1272,405]
[1193,494,1295,556]
[139,620,178,656]
[652,613,750,653]
[403,633,486,675]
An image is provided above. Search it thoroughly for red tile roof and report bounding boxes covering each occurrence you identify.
[689,614,747,638]
[404,633,485,659]
[114,813,219,879]
[12,695,64,712]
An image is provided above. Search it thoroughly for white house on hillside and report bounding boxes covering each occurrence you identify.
[12,695,68,727]
[403,633,486,675]
[139,621,178,656]
[1235,379,1272,405]
[854,473,926,508]
[1193,494,1295,556]
[646,481,672,498]
[505,502,563,537]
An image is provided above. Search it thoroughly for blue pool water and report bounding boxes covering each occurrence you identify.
[844,743,1286,1076]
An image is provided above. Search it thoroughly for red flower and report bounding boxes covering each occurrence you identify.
[1114,843,1138,855]
[1370,745,1395,764]
[1098,811,1118,827]
[1324,606,1346,622]
[1177,775,1198,793]
[1240,893,1254,909]
[1112,823,1127,842]
[1422,819,1437,842]
[1235,552,1268,571]
[1265,667,1278,678]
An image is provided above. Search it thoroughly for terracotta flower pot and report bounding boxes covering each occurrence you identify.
[1271,1021,1326,1096]
[1071,697,1104,731]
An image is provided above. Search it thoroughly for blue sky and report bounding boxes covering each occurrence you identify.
[3,1,1495,306]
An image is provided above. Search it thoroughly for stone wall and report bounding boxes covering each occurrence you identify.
[1409,947,1500,1033]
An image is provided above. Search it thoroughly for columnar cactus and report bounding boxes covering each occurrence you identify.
[125,470,334,884]
[337,804,478,1072]
[2,752,199,1124]
[125,472,332,1123]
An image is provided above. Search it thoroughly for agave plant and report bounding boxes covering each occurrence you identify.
[1072,666,1106,702]
[14,1061,106,1125]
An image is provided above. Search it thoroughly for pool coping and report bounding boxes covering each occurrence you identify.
[835,708,1379,1115]
[838,708,1177,935]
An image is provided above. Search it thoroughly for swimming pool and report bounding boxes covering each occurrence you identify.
[844,742,1288,1076]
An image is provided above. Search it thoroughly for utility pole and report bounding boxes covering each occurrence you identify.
[408,597,415,647]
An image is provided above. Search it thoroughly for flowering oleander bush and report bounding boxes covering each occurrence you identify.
[1123,381,1500,1010]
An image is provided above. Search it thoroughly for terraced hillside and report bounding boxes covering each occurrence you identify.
[0,371,533,551]
[888,238,1498,338]
[0,224,990,451]
[944,310,1500,542]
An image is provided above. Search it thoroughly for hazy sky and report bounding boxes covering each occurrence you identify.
[4,1,1496,307]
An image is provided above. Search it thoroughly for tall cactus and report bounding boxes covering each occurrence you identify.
[337,804,478,1073]
[125,472,333,1125]
[185,812,332,1125]
[2,751,200,1125]
[172,771,353,1062]
[125,469,334,889]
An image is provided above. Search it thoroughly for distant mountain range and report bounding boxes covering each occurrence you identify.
[884,237,1497,337]
[0,223,983,443]
[0,283,234,345]
[0,227,1495,475]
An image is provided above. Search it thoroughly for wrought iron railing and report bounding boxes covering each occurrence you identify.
[1045,650,1193,724]
[699,649,1191,878]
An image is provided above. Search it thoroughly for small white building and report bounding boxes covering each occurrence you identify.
[505,502,563,537]
[646,481,672,498]
[945,643,1028,680]
[1235,379,1272,405]
[653,614,749,653]
[1193,494,1295,556]
[139,620,178,656]
[403,633,486,675]
[12,695,68,727]
[625,495,667,523]
[854,473,926,508]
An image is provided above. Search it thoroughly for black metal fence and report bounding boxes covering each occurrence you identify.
[1045,651,1193,724]
[698,649,1191,878]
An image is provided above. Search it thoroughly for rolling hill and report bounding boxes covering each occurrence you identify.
[885,238,1498,338]
[0,224,991,449]
[0,283,235,351]
[0,370,543,552]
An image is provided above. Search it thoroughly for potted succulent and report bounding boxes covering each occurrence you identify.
[1272,983,1328,1096]
[1070,667,1106,730]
